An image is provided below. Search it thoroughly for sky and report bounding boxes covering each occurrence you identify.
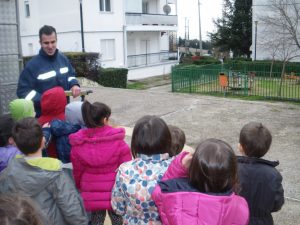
[177,0,223,41]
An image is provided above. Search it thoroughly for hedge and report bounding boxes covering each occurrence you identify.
[98,68,128,88]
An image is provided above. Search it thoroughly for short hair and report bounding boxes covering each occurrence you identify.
[131,115,172,158]
[39,25,56,40]
[168,125,186,156]
[239,122,272,158]
[0,193,43,225]
[12,117,43,155]
[82,100,111,128]
[189,138,238,193]
[0,114,15,147]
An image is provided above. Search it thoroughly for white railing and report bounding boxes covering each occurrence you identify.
[127,51,178,68]
[126,13,177,26]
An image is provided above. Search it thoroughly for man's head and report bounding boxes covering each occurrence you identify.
[39,25,57,56]
[12,117,44,155]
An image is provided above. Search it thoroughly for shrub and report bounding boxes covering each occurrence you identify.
[98,68,128,88]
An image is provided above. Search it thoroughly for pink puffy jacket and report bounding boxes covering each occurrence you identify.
[70,126,131,211]
[152,152,249,225]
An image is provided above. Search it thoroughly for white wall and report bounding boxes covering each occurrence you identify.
[127,31,160,55]
[126,0,142,13]
[128,62,177,80]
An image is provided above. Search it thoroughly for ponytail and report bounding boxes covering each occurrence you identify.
[82,101,111,128]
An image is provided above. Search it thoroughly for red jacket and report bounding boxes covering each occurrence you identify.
[152,152,249,225]
[70,125,131,211]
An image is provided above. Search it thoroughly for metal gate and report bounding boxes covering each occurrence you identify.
[0,0,22,114]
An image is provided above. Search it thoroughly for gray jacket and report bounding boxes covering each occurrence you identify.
[0,156,88,225]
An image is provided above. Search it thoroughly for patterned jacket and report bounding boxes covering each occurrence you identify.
[111,153,173,225]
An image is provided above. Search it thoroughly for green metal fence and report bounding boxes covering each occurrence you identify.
[172,64,300,102]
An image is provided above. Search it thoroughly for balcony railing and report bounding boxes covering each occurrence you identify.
[126,13,177,26]
[127,51,178,68]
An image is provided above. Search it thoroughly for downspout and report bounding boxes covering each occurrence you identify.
[16,0,23,71]
[123,0,127,67]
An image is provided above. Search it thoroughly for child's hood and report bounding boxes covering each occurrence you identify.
[69,125,126,146]
[65,101,84,126]
[39,87,66,124]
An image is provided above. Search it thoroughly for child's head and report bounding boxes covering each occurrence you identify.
[9,99,35,121]
[12,117,44,155]
[0,193,43,225]
[168,125,186,156]
[131,115,172,158]
[189,138,237,193]
[65,101,84,126]
[239,122,272,158]
[0,114,15,147]
[38,86,67,125]
[82,100,111,128]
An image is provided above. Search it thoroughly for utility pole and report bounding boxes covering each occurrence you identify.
[254,21,258,60]
[198,0,202,55]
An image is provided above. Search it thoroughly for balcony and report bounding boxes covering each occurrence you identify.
[127,51,178,68]
[126,13,177,27]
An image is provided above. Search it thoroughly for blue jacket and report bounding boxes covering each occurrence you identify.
[50,119,81,163]
[17,49,79,116]
[237,156,284,225]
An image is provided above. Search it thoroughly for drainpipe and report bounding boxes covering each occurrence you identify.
[79,0,85,52]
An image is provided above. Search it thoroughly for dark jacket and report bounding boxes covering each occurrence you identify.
[237,156,284,225]
[17,49,79,116]
[50,119,81,163]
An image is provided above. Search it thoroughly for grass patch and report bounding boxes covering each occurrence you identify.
[127,82,147,90]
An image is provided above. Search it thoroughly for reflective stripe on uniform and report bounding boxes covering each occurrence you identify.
[37,71,56,80]
[68,77,76,82]
[25,90,37,100]
[60,67,69,74]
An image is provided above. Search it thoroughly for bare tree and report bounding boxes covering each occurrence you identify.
[257,0,300,95]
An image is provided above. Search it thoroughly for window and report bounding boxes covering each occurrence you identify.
[142,1,149,14]
[99,0,111,12]
[25,0,30,17]
[100,39,115,60]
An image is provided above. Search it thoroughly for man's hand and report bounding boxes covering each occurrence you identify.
[71,85,81,98]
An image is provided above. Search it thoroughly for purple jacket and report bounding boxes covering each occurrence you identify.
[152,152,249,225]
[69,125,131,211]
[0,145,22,173]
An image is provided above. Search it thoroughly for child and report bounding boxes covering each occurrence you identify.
[38,86,67,158]
[168,125,186,156]
[152,138,249,225]
[51,101,84,163]
[111,115,173,224]
[70,101,131,225]
[0,117,88,225]
[237,122,284,225]
[0,193,46,225]
[9,99,35,121]
[0,114,22,173]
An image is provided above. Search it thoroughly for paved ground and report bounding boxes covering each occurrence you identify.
[81,81,300,225]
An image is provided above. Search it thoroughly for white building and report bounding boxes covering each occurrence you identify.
[18,0,178,79]
[252,0,300,62]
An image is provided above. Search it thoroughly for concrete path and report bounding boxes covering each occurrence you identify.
[82,83,300,225]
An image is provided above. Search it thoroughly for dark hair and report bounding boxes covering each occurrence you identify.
[168,125,186,156]
[0,193,44,225]
[82,101,111,128]
[189,138,238,193]
[0,114,15,147]
[131,115,172,158]
[12,117,43,155]
[39,25,56,40]
[239,122,272,158]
